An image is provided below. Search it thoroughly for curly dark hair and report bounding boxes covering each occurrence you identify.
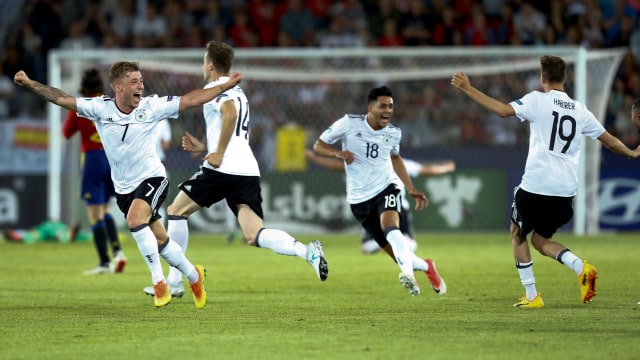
[79,68,104,96]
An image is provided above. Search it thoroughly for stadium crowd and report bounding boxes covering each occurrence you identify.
[1,0,640,148]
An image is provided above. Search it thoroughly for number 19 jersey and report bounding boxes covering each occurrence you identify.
[319,114,401,204]
[509,90,605,197]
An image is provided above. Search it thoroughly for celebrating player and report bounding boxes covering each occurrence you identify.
[313,86,446,297]
[14,59,242,308]
[451,55,640,307]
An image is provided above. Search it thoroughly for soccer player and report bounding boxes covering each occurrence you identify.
[312,86,446,297]
[451,55,640,307]
[148,41,328,297]
[62,68,127,276]
[305,149,455,254]
[13,61,242,308]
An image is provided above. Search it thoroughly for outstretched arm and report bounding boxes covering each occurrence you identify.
[305,149,346,171]
[179,72,243,111]
[14,70,77,111]
[598,131,640,159]
[313,139,355,164]
[419,160,456,176]
[451,71,515,118]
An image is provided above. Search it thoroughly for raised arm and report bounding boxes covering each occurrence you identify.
[179,72,243,111]
[14,70,77,111]
[451,71,515,118]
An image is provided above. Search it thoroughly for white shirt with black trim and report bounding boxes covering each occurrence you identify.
[509,90,605,196]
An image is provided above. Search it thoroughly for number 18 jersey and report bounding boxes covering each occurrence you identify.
[319,114,401,204]
[509,90,605,197]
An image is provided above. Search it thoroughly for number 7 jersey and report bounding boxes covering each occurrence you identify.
[76,94,180,194]
[509,90,605,197]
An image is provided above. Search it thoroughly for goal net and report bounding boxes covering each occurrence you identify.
[47,47,624,235]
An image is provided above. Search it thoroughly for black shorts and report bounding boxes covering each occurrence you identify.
[351,184,402,247]
[360,206,413,242]
[511,186,573,238]
[178,166,263,219]
[115,177,169,223]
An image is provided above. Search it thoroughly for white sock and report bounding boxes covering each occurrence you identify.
[558,249,583,275]
[131,225,164,284]
[516,261,537,300]
[256,228,307,259]
[412,255,427,272]
[386,228,414,276]
[159,239,198,284]
[167,217,189,284]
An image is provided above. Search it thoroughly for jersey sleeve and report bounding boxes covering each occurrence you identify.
[149,95,181,121]
[509,91,537,123]
[581,108,606,139]
[319,115,348,145]
[75,96,104,121]
[62,110,78,139]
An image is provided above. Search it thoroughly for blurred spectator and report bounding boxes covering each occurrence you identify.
[319,15,364,48]
[162,0,194,47]
[513,1,546,45]
[105,0,135,47]
[247,0,285,47]
[329,0,367,35]
[198,1,233,36]
[377,18,404,47]
[367,0,403,40]
[180,23,207,48]
[398,0,433,46]
[132,3,167,48]
[464,7,495,45]
[0,63,16,119]
[17,21,46,83]
[228,9,259,47]
[432,5,462,46]
[279,0,317,47]
[59,19,96,51]
[491,2,515,45]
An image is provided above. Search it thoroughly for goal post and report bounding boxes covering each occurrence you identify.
[47,46,625,235]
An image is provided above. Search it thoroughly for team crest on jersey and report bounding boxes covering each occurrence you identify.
[134,109,146,122]
[383,133,393,144]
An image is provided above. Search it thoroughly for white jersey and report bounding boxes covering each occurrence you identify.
[202,77,260,176]
[509,90,605,196]
[155,118,172,162]
[76,94,180,193]
[319,114,401,204]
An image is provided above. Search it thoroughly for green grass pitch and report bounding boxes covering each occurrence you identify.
[1,232,639,359]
